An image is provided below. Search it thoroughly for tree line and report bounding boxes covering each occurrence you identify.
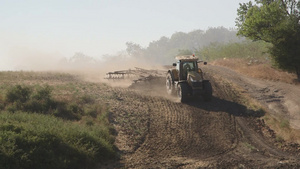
[125,27,244,64]
[71,0,300,81]
[125,0,300,81]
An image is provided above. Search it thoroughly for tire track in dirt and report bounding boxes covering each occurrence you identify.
[106,66,300,168]
[116,79,242,168]
[204,66,300,167]
[122,93,239,168]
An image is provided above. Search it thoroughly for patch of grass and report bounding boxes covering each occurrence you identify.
[263,114,300,144]
[2,84,106,121]
[280,119,290,129]
[244,142,257,151]
[231,82,299,144]
[0,111,116,169]
[0,80,117,168]
[212,75,300,145]
[80,94,95,104]
[276,135,284,142]
[0,95,5,110]
[213,58,297,84]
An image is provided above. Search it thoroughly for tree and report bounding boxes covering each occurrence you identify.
[69,52,96,64]
[236,0,300,81]
[177,49,193,56]
[126,42,144,57]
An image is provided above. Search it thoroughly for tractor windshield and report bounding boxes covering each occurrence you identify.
[182,61,196,80]
[183,62,195,71]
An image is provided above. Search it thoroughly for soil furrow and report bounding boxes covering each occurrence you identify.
[108,65,300,168]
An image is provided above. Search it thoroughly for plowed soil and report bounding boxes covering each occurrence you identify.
[101,65,300,168]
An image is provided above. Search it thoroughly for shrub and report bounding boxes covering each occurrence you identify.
[32,85,52,100]
[0,95,5,110]
[3,85,88,120]
[79,95,95,104]
[52,101,81,120]
[0,112,116,169]
[195,40,270,61]
[84,104,102,118]
[5,85,32,104]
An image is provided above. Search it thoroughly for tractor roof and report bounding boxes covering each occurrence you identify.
[175,55,199,61]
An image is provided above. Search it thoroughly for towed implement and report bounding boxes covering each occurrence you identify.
[166,55,212,102]
[104,67,165,83]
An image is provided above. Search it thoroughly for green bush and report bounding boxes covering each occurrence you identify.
[0,95,4,110]
[79,95,95,104]
[3,85,92,120]
[5,85,32,104]
[195,40,270,61]
[0,112,116,169]
[52,101,81,120]
[5,85,54,114]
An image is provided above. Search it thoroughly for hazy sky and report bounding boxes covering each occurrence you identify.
[0,0,249,70]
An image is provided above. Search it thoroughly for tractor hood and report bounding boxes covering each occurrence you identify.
[187,71,203,82]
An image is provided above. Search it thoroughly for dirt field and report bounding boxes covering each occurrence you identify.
[100,65,300,168]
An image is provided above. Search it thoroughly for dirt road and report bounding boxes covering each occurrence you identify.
[103,65,300,168]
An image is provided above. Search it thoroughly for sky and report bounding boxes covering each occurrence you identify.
[0,0,250,70]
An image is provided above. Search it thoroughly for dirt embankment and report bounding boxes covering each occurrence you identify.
[101,65,300,168]
[205,65,300,132]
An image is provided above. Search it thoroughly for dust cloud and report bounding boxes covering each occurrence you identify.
[0,48,166,88]
[0,47,63,71]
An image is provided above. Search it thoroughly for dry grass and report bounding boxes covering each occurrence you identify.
[239,88,300,144]
[213,61,299,142]
[213,59,300,143]
[212,58,297,84]
[263,114,300,144]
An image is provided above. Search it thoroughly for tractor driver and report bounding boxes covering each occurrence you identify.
[183,62,192,80]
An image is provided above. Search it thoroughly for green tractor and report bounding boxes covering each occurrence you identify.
[166,55,212,102]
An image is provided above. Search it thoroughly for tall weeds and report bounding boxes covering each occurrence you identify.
[0,84,116,169]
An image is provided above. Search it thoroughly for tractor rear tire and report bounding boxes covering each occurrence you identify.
[203,81,212,102]
[178,83,188,102]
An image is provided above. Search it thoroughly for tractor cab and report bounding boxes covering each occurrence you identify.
[173,56,204,81]
[178,60,197,81]
[167,55,211,102]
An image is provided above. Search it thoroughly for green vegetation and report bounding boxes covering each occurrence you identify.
[236,0,300,81]
[122,21,298,80]
[244,142,257,151]
[124,25,299,82]
[125,27,243,64]
[124,27,275,74]
[195,40,270,61]
[280,118,290,129]
[0,83,116,169]
[3,84,82,120]
[0,112,115,169]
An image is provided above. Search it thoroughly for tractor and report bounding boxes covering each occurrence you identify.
[166,55,212,102]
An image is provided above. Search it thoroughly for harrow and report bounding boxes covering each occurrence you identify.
[104,67,166,83]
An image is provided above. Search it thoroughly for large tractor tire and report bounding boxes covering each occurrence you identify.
[166,73,175,95]
[203,81,212,102]
[178,83,188,102]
